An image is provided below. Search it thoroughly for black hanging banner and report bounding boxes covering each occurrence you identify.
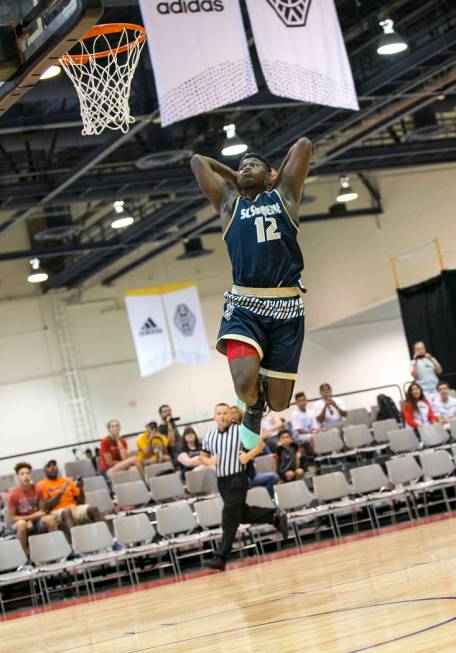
[397,269,456,389]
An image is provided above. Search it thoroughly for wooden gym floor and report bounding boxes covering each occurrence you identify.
[3,517,456,652]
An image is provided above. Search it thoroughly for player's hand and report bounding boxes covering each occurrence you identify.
[239,452,250,465]
[267,168,279,191]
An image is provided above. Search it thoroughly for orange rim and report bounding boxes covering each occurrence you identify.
[59,23,146,65]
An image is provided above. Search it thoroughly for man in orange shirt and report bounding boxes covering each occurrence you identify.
[38,460,104,535]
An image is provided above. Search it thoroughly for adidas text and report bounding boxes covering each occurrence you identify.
[157,1,224,15]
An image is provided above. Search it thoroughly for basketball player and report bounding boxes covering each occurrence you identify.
[191,136,312,449]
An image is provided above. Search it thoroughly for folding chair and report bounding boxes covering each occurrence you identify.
[29,531,80,603]
[115,481,152,511]
[185,468,218,496]
[71,522,130,594]
[148,472,186,502]
[111,468,142,485]
[386,455,422,518]
[313,429,350,468]
[275,480,335,545]
[31,468,46,483]
[388,428,420,454]
[418,450,456,515]
[371,419,400,444]
[450,420,456,442]
[64,459,97,478]
[113,513,175,579]
[145,462,175,480]
[418,423,450,448]
[254,454,275,474]
[244,487,281,555]
[0,474,16,492]
[350,464,412,527]
[313,472,373,537]
[343,425,383,462]
[0,539,41,615]
[83,475,109,492]
[345,408,371,426]
[84,489,115,516]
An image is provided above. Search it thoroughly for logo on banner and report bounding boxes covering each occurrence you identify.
[174,303,196,336]
[266,0,312,27]
[140,317,163,336]
[157,0,224,14]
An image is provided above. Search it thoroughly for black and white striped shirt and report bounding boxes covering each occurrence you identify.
[202,423,246,478]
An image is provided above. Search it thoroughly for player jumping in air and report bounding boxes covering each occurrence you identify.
[191,137,312,449]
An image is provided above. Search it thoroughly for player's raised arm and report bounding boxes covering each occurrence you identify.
[191,155,238,215]
[276,137,312,205]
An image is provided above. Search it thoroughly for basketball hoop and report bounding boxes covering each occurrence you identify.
[59,23,146,136]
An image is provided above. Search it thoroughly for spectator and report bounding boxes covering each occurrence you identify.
[230,405,243,425]
[84,448,98,472]
[261,409,284,453]
[403,382,436,428]
[275,430,304,482]
[8,462,57,555]
[410,341,442,400]
[136,419,171,465]
[99,419,144,480]
[177,427,205,477]
[290,391,319,450]
[38,460,103,536]
[158,404,181,450]
[431,382,456,426]
[313,383,347,430]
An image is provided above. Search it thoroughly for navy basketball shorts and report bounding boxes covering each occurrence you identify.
[216,291,305,380]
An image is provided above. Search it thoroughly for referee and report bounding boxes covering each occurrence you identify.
[200,402,288,571]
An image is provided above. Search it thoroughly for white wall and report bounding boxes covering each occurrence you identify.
[1,163,454,473]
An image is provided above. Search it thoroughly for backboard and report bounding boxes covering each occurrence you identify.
[0,0,103,118]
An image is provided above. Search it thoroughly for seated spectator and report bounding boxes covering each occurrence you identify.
[432,382,456,426]
[275,430,304,482]
[158,404,181,452]
[99,419,144,480]
[8,462,57,555]
[84,448,98,472]
[137,419,171,465]
[290,391,319,448]
[230,405,243,425]
[403,382,436,428]
[410,341,442,400]
[37,460,104,536]
[177,427,205,477]
[261,408,284,453]
[313,383,347,430]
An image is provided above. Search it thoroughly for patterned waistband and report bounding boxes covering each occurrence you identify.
[224,290,305,319]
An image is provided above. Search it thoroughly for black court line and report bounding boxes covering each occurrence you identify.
[120,597,456,653]
[348,616,456,652]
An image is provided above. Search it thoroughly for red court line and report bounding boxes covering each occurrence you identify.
[2,510,455,622]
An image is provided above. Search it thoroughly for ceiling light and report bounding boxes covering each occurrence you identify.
[221,124,248,157]
[27,258,48,284]
[377,19,408,56]
[111,216,134,229]
[336,176,358,203]
[40,65,61,80]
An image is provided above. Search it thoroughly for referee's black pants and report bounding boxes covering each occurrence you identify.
[216,471,276,560]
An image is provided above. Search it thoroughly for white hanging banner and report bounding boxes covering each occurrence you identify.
[124,289,173,377]
[162,282,210,365]
[245,0,359,111]
[138,0,258,126]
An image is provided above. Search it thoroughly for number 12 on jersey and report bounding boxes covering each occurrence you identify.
[254,216,282,243]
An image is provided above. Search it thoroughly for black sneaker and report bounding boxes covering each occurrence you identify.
[274,508,289,539]
[242,398,266,434]
[204,556,226,571]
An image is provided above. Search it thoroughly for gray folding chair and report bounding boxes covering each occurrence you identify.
[345,408,371,426]
[71,522,130,593]
[275,480,334,545]
[115,481,151,510]
[246,486,275,508]
[418,450,456,515]
[254,454,275,474]
[245,487,283,554]
[84,489,114,515]
[31,468,46,483]
[149,472,186,502]
[371,406,379,422]
[0,539,40,614]
[418,423,450,448]
[111,468,142,485]
[0,474,16,492]
[313,472,373,537]
[185,468,218,496]
[371,419,400,444]
[83,475,109,492]
[113,513,175,579]
[388,428,420,454]
[450,420,456,442]
[343,425,380,462]
[145,462,175,480]
[313,429,349,469]
[350,464,412,527]
[386,455,422,518]
[155,501,214,574]
[64,459,97,478]
[194,496,223,532]
[29,531,78,603]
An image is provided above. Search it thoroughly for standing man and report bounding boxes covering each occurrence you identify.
[410,341,442,400]
[313,383,347,431]
[200,403,288,571]
[191,137,312,450]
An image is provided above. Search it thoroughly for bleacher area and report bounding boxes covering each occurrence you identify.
[1,416,456,615]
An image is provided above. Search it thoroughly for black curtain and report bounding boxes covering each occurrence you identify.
[397,269,456,390]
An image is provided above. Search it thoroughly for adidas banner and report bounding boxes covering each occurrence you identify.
[162,282,210,366]
[138,0,258,126]
[245,0,359,111]
[124,288,173,377]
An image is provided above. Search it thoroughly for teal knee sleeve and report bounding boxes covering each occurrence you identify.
[239,423,261,450]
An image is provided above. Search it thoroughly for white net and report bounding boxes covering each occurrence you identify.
[59,26,146,136]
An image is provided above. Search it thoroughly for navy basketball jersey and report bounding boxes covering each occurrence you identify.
[223,190,304,288]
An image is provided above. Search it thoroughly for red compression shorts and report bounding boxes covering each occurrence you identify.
[226,339,259,361]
